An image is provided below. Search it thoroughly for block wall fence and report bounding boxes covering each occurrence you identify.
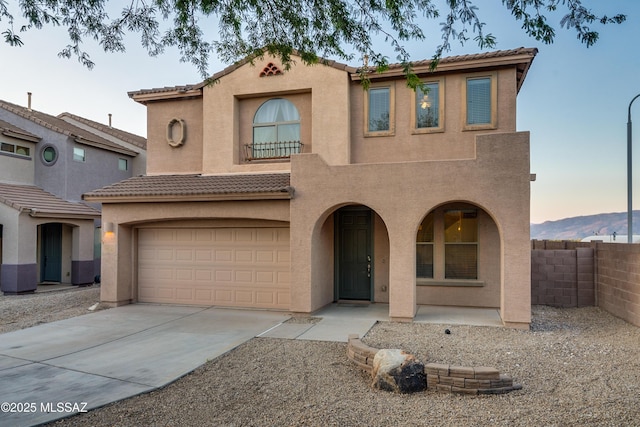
[531,240,640,327]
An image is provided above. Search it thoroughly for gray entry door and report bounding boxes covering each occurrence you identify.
[336,208,372,300]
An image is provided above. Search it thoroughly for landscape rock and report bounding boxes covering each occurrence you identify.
[371,349,427,393]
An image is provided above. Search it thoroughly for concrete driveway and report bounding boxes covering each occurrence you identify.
[0,304,290,427]
[0,302,501,426]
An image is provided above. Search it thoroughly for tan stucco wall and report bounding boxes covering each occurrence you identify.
[373,213,391,303]
[145,98,203,174]
[290,131,531,326]
[200,57,351,173]
[349,68,517,164]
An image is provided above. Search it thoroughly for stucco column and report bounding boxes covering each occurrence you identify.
[100,223,133,306]
[388,226,417,321]
[501,235,532,329]
[71,222,96,285]
[0,212,38,293]
[288,208,314,313]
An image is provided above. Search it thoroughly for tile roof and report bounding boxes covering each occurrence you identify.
[128,48,537,99]
[354,47,538,92]
[0,119,41,142]
[57,112,147,149]
[0,183,101,218]
[128,54,357,100]
[385,47,538,70]
[0,100,138,156]
[83,173,293,200]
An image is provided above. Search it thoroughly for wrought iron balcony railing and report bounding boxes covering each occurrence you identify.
[244,141,303,161]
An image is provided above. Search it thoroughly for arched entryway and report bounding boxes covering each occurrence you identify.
[308,204,390,306]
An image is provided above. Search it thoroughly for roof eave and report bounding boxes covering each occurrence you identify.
[1,129,41,143]
[350,51,537,83]
[128,88,203,105]
[83,192,293,203]
[27,210,101,220]
[74,136,138,157]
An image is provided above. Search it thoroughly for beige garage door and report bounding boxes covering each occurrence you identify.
[137,227,290,309]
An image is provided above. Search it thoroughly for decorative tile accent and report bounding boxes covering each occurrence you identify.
[260,63,283,77]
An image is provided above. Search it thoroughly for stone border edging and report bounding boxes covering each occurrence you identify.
[347,334,522,395]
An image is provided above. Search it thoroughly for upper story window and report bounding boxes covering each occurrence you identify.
[73,147,86,162]
[1,142,31,158]
[118,158,128,171]
[365,83,395,136]
[412,79,444,134]
[247,98,302,160]
[463,72,497,130]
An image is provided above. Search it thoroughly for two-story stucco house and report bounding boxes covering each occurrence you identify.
[85,47,537,328]
[0,99,146,294]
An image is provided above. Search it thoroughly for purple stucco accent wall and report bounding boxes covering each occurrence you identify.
[1,263,37,294]
[72,260,96,285]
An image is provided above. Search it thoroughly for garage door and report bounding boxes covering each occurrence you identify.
[137,227,290,309]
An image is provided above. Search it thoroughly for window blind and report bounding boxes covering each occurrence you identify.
[466,78,491,125]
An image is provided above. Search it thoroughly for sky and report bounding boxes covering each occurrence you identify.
[1,1,639,224]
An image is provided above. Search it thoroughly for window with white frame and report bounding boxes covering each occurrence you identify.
[250,98,301,160]
[73,147,85,162]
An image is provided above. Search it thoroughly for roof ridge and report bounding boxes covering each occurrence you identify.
[0,100,139,156]
[0,100,73,137]
[57,112,146,149]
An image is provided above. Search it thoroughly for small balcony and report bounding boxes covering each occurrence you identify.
[244,141,303,161]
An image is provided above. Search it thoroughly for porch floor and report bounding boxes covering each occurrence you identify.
[258,303,503,342]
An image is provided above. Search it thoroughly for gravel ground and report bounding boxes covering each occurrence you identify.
[0,286,102,334]
[2,290,639,426]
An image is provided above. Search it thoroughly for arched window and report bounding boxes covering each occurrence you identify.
[250,98,302,160]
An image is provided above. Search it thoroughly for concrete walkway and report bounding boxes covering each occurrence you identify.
[0,303,501,426]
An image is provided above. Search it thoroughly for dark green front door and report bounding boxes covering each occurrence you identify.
[336,208,372,300]
[41,223,62,282]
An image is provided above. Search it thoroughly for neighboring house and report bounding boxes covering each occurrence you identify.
[57,112,147,177]
[0,99,147,294]
[85,47,537,328]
